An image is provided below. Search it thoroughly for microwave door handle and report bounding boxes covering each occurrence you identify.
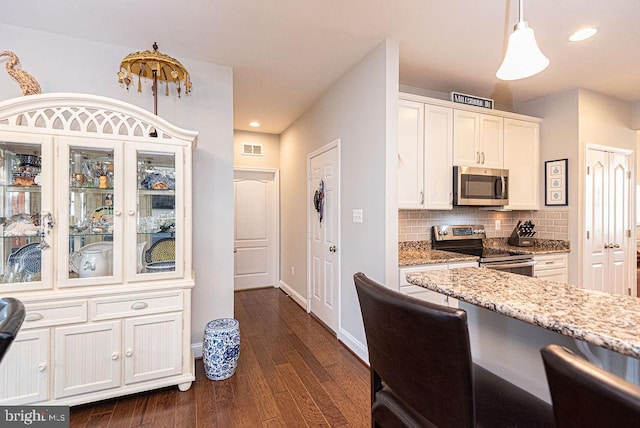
[494,177,501,198]
[501,176,506,197]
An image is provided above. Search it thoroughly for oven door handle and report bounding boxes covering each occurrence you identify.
[484,260,537,269]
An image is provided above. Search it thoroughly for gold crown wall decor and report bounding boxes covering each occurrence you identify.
[118,42,192,115]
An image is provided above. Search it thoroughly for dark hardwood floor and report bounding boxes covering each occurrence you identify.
[69,287,370,427]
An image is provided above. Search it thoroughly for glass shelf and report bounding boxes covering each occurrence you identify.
[0,184,41,192]
[70,186,114,193]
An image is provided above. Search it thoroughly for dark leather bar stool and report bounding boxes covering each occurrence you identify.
[541,344,640,428]
[354,272,554,428]
[0,297,25,363]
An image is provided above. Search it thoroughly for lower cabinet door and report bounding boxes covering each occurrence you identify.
[124,313,182,384]
[54,321,121,398]
[0,329,50,404]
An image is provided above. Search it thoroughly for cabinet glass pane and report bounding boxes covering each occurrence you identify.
[68,148,114,279]
[137,151,175,274]
[0,142,43,284]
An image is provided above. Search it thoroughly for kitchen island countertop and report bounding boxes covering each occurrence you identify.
[406,267,640,359]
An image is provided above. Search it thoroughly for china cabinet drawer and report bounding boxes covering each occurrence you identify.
[22,301,87,329]
[90,291,183,320]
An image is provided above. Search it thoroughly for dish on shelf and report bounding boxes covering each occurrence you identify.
[16,154,41,167]
[140,173,175,190]
[4,213,40,236]
[145,260,175,273]
[7,242,41,274]
[90,206,114,233]
[145,238,175,263]
[69,241,113,274]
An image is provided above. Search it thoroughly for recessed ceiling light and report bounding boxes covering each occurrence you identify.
[249,121,260,127]
[568,27,598,42]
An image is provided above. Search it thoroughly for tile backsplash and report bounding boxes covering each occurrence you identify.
[398,207,569,242]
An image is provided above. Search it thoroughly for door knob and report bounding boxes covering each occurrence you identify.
[329,246,337,253]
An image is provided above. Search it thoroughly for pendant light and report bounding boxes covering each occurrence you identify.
[496,0,549,80]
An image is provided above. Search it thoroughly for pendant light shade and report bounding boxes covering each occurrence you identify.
[496,0,549,80]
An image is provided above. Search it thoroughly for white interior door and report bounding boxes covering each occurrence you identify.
[584,148,630,295]
[234,170,278,290]
[308,144,340,332]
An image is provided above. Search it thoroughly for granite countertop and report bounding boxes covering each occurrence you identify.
[399,239,570,267]
[406,267,640,359]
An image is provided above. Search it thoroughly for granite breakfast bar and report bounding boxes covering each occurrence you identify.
[406,267,640,402]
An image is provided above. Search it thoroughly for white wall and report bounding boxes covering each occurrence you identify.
[279,39,398,360]
[233,130,280,169]
[0,24,235,347]
[518,88,635,285]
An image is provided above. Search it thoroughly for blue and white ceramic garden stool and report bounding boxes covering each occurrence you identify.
[203,318,240,381]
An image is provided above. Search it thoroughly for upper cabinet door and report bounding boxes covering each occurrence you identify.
[0,133,54,292]
[126,142,185,282]
[423,104,453,209]
[503,119,539,210]
[58,137,124,287]
[479,115,503,168]
[453,110,480,167]
[398,99,425,209]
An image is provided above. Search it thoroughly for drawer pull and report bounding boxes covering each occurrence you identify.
[545,261,554,264]
[38,363,47,372]
[25,313,44,322]
[126,349,133,357]
[131,302,148,310]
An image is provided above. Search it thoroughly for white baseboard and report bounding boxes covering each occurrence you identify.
[191,342,203,359]
[279,279,308,310]
[338,327,369,365]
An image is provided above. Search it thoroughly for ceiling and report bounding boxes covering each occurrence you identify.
[3,1,640,134]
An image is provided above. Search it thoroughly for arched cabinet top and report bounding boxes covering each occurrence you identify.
[0,93,198,146]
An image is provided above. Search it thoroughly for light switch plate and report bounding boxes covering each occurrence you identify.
[352,209,363,223]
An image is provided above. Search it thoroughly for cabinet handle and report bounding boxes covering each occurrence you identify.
[481,152,485,164]
[112,352,120,360]
[128,209,136,216]
[114,210,122,216]
[476,151,480,163]
[420,191,424,205]
[545,261,554,264]
[37,363,47,372]
[25,313,44,322]
[125,349,133,357]
[131,302,148,310]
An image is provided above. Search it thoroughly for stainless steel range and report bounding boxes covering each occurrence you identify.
[432,224,536,276]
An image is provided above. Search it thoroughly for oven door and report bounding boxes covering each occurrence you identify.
[482,260,536,277]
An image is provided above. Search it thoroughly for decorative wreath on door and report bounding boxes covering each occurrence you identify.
[314,180,325,223]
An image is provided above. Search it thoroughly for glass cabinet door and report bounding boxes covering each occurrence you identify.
[128,144,183,281]
[0,138,53,292]
[60,140,123,286]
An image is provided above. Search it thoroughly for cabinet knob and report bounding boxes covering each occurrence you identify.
[37,363,47,372]
[112,352,120,360]
[125,349,133,357]
[114,210,122,216]
[128,209,136,216]
[614,243,620,248]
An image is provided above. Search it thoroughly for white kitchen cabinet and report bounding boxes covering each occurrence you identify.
[0,93,196,406]
[453,110,503,169]
[0,329,49,404]
[398,99,424,208]
[398,99,453,209]
[503,119,540,210]
[533,254,568,283]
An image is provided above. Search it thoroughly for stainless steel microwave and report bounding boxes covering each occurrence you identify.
[453,166,509,206]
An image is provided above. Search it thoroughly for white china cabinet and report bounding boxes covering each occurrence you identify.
[0,93,196,406]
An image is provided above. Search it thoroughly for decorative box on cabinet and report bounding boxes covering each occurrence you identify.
[0,93,196,406]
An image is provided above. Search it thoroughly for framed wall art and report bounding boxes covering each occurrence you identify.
[545,158,568,206]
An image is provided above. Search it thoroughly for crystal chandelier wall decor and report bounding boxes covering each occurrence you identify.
[118,42,192,115]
